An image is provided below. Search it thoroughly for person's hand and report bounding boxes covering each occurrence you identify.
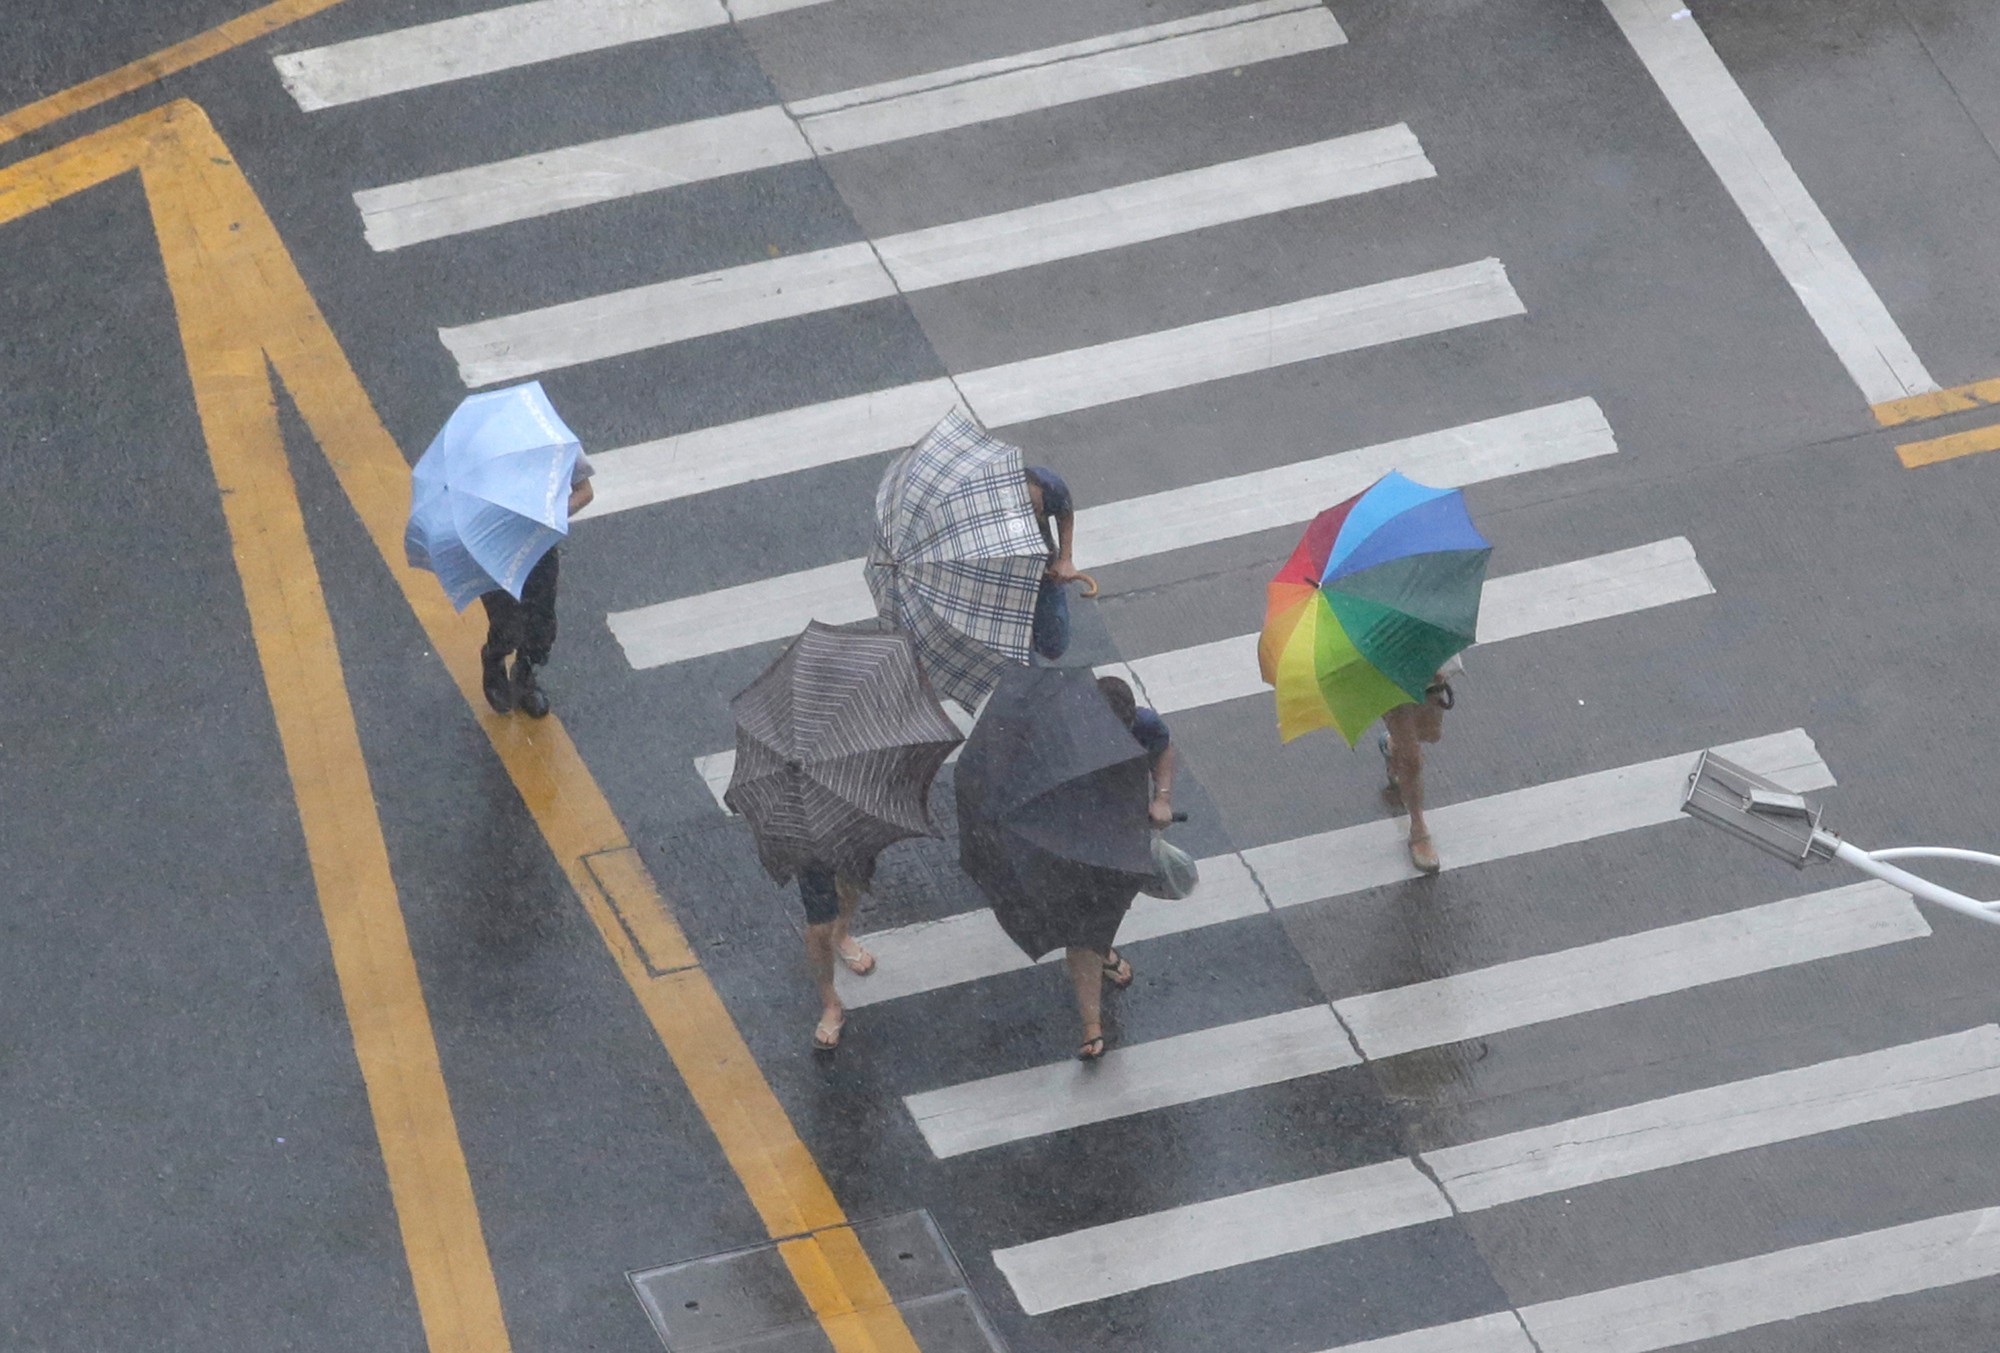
[1148,794,1174,828]
[1047,558,1080,584]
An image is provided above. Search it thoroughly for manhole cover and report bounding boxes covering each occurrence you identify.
[630,1211,1006,1352]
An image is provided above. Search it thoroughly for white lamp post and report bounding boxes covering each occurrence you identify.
[1681,750,2000,928]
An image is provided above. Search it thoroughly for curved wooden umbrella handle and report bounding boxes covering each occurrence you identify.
[1073,571,1100,598]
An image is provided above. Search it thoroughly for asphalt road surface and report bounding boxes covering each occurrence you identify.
[7,1,2000,1350]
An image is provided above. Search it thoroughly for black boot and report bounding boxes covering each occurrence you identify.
[511,656,550,718]
[481,646,513,713]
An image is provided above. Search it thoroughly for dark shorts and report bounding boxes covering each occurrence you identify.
[797,866,841,925]
[795,858,876,926]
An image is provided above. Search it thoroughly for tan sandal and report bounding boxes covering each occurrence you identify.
[813,1012,845,1050]
[1408,832,1440,874]
[838,938,876,976]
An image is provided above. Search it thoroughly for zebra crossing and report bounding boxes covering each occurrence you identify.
[275,0,1998,1348]
[904,883,1926,1159]
[440,125,1438,384]
[347,0,1346,249]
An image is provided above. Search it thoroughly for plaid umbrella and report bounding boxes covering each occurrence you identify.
[866,410,1048,709]
[724,620,965,884]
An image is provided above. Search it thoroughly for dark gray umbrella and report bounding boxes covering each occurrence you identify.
[725,620,964,884]
[954,666,1156,960]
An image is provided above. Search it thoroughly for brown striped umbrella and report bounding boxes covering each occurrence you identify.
[724,620,965,884]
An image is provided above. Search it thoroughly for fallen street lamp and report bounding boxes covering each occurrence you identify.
[1681,750,2000,929]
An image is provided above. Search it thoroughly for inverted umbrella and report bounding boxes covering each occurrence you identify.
[866,410,1049,709]
[955,666,1156,960]
[405,381,582,609]
[725,620,965,884]
[1258,471,1491,744]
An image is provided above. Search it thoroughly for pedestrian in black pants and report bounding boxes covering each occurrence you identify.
[480,457,594,716]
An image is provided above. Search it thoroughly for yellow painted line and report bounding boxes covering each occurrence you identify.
[0,108,511,1351]
[1897,419,2000,469]
[0,0,351,149]
[0,100,923,1353]
[1873,375,2000,428]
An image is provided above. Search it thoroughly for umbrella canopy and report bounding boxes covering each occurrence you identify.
[955,666,1156,960]
[725,620,965,885]
[405,381,581,609]
[1258,471,1491,745]
[866,410,1048,709]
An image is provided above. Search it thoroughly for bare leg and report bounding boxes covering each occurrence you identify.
[804,921,844,1046]
[832,877,875,975]
[1382,704,1439,872]
[1065,947,1106,1058]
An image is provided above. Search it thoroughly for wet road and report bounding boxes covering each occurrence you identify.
[7,1,2000,1350]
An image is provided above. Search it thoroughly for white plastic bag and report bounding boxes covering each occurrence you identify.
[1140,834,1200,900]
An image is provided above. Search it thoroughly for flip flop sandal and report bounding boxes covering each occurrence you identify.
[1077,1033,1109,1062]
[838,941,876,976]
[1408,834,1441,874]
[1102,951,1134,989]
[813,1014,844,1051]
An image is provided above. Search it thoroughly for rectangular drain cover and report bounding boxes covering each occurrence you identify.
[630,1210,1006,1352]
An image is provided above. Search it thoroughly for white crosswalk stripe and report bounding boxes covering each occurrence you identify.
[993,1025,2000,1313]
[690,538,1713,811]
[903,883,1924,1158]
[441,126,1436,385]
[787,0,1344,156]
[606,387,1589,668]
[1319,1204,2000,1353]
[355,105,814,252]
[276,0,835,111]
[909,1006,1359,1159]
[582,258,1529,518]
[832,728,1829,1008]
[346,0,1345,249]
[965,259,1520,427]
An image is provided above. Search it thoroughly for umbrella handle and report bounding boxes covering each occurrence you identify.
[1073,571,1100,598]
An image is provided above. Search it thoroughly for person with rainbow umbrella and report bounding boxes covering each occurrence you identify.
[1258,471,1491,873]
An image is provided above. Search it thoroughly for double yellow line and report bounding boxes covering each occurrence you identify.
[1,41,922,1353]
[1874,377,2000,469]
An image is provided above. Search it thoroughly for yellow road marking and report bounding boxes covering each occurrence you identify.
[1897,420,2000,469]
[1873,375,2000,428]
[0,107,511,1351]
[0,0,351,149]
[0,101,922,1353]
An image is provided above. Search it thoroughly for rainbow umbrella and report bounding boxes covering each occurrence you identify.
[1258,472,1491,744]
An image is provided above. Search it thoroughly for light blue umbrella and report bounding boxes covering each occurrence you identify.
[405,382,582,610]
